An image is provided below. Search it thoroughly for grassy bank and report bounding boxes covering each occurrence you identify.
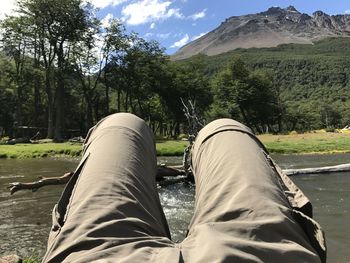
[0,143,83,158]
[1,132,350,158]
[23,255,41,263]
[156,140,188,156]
[0,140,189,158]
[259,131,350,154]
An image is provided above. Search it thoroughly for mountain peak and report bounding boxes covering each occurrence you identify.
[313,10,326,17]
[261,6,300,16]
[285,5,298,12]
[261,6,284,16]
[172,8,350,60]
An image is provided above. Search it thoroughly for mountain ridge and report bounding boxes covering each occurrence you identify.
[172,6,350,60]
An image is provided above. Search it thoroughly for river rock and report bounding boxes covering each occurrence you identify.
[0,255,22,263]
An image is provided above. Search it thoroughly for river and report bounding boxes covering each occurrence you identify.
[0,154,349,262]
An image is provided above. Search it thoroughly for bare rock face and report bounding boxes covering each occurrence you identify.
[172,6,350,60]
[286,5,298,12]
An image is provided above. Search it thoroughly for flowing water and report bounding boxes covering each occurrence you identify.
[0,154,350,262]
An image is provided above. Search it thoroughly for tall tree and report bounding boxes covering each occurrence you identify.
[70,9,102,130]
[213,57,280,132]
[101,19,128,114]
[0,54,16,136]
[1,16,31,127]
[11,0,94,140]
[158,56,212,136]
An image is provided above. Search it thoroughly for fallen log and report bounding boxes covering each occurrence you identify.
[157,165,186,179]
[6,137,30,145]
[8,165,189,195]
[283,163,350,176]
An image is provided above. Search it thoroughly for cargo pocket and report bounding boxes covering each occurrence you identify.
[47,204,61,244]
[292,209,327,263]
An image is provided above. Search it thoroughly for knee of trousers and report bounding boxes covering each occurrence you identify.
[191,118,267,167]
[83,113,154,154]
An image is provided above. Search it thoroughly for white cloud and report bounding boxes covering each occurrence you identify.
[173,32,182,37]
[122,0,184,25]
[189,9,207,20]
[0,0,16,18]
[191,32,207,41]
[170,34,189,48]
[145,32,171,39]
[90,0,129,9]
[345,10,350,14]
[157,33,171,39]
[166,8,184,19]
[150,22,156,29]
[144,32,154,38]
[101,13,114,28]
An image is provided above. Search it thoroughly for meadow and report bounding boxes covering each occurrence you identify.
[1,131,350,158]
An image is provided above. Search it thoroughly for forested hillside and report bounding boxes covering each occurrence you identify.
[185,37,350,132]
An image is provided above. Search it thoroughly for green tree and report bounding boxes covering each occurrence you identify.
[0,54,16,136]
[101,18,128,114]
[9,0,95,140]
[1,16,32,127]
[212,57,280,132]
[158,56,212,136]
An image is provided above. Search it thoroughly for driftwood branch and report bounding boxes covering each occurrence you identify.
[8,166,190,195]
[181,98,204,180]
[283,163,350,176]
[181,98,203,142]
[157,165,186,178]
[8,172,74,195]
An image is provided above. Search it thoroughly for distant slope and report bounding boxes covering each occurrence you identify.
[172,6,350,60]
[185,37,350,129]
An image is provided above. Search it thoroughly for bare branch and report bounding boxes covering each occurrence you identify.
[8,172,73,195]
[8,166,190,195]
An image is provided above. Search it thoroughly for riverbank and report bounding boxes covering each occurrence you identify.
[259,131,350,154]
[1,132,350,158]
[0,140,189,158]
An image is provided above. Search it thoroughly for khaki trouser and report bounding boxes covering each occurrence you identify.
[42,113,326,263]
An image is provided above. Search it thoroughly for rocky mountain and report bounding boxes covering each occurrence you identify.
[172,6,350,60]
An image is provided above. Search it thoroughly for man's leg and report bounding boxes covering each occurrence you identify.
[181,119,326,263]
[42,113,179,263]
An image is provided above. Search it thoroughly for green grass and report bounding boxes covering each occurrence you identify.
[23,255,41,263]
[259,132,350,154]
[0,143,83,158]
[1,132,350,159]
[0,140,189,158]
[156,140,189,156]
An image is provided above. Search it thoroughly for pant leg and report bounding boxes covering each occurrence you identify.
[42,113,180,263]
[181,119,326,263]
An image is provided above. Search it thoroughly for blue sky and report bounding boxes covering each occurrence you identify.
[3,0,350,54]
